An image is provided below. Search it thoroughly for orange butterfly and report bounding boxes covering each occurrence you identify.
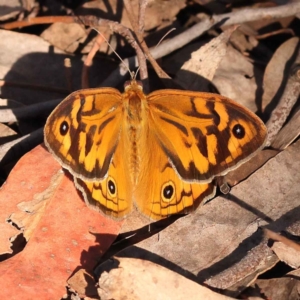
[44,80,267,220]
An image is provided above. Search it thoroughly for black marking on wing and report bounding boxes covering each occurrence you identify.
[98,116,116,134]
[85,125,97,157]
[77,94,85,123]
[150,182,215,218]
[191,127,208,158]
[206,101,220,126]
[187,97,214,119]
[160,116,188,136]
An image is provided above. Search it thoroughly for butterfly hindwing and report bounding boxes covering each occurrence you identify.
[75,137,133,220]
[134,128,216,220]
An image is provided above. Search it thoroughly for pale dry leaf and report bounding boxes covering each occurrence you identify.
[0,29,114,104]
[41,22,87,53]
[213,45,262,111]
[97,257,237,300]
[0,123,18,144]
[0,29,67,104]
[175,26,237,91]
[271,241,300,268]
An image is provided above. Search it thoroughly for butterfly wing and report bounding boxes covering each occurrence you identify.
[147,90,267,183]
[44,88,123,180]
[134,129,216,220]
[74,136,133,220]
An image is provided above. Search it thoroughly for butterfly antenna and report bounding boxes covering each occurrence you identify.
[92,28,135,79]
[133,66,141,80]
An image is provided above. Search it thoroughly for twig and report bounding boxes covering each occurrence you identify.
[263,228,300,252]
[82,34,105,89]
[256,28,294,40]
[0,16,75,29]
[123,0,149,86]
[138,0,148,33]
[64,58,73,93]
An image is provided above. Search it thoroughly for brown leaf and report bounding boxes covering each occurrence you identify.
[246,268,300,300]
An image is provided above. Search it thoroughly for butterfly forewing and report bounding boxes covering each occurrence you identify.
[44,88,123,181]
[147,90,267,183]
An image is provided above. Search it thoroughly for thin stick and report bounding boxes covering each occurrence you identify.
[123,0,149,86]
[82,34,105,89]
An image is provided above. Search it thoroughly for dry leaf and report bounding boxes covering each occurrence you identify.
[97,257,236,300]
[213,45,262,111]
[0,145,122,299]
[262,37,300,113]
[246,268,300,300]
[41,22,87,53]
[175,26,237,91]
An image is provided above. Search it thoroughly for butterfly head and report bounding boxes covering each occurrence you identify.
[124,80,143,92]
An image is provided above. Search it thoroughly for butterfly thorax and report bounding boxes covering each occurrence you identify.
[123,80,149,183]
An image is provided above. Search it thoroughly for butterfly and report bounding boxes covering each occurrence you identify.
[44,79,267,220]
